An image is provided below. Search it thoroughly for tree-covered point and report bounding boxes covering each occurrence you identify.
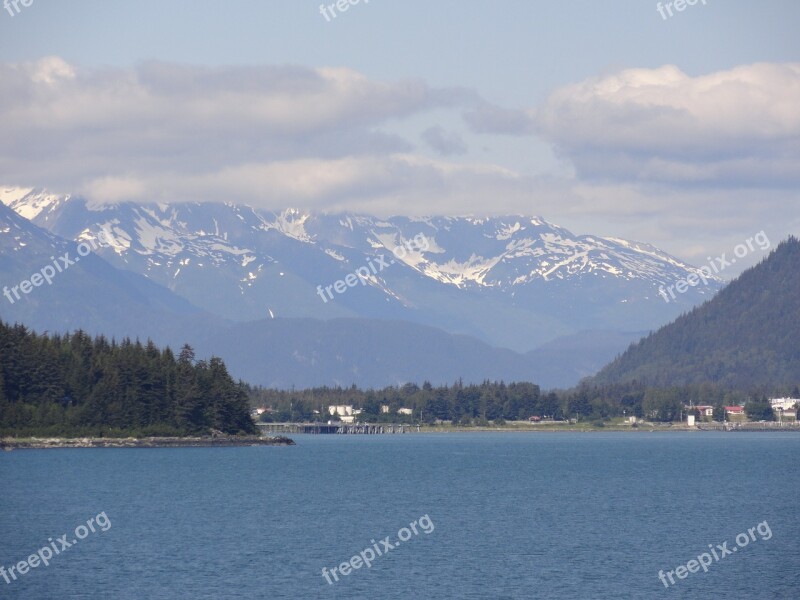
[0,322,256,437]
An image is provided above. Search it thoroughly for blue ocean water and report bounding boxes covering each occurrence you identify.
[1,433,798,599]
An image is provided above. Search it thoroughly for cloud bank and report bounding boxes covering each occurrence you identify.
[469,63,800,187]
[0,57,797,268]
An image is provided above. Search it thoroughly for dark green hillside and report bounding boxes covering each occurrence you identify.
[594,237,800,387]
[0,322,256,437]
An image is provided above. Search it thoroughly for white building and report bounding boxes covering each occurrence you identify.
[327,405,361,424]
[770,398,799,411]
[398,408,413,416]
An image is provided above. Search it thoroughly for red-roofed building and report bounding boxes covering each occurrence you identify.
[692,405,714,417]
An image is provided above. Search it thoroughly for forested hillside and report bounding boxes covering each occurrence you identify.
[0,322,256,436]
[594,237,800,387]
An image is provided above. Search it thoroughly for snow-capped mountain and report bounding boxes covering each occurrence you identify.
[4,200,606,388]
[0,199,204,340]
[1,187,721,352]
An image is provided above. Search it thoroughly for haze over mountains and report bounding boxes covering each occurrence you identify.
[1,186,725,388]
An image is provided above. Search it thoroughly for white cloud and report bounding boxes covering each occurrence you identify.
[0,57,480,205]
[71,153,530,216]
[0,57,797,273]
[532,63,800,186]
[462,63,800,188]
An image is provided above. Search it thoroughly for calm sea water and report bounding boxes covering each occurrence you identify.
[1,433,798,599]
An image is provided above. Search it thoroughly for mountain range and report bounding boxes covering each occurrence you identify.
[1,186,723,388]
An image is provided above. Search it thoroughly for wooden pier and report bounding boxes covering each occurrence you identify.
[257,423,415,435]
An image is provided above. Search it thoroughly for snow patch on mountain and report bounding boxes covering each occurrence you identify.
[496,221,523,240]
[262,209,314,242]
[0,187,69,221]
[423,254,502,287]
[2,189,724,315]
[324,248,346,261]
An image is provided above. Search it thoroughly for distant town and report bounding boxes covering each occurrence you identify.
[250,397,800,430]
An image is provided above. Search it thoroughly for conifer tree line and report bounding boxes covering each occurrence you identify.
[0,321,257,437]
[248,379,799,424]
[2,319,797,435]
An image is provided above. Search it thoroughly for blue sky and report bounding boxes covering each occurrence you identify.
[1,0,799,270]
[3,1,797,96]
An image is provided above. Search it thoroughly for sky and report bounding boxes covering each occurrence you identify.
[0,0,799,273]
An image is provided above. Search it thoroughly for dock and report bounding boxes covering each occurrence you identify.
[257,423,416,435]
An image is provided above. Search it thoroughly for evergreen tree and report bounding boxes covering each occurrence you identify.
[0,322,256,436]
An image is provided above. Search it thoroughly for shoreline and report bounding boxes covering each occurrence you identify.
[387,428,800,434]
[413,427,800,433]
[263,421,800,434]
[0,435,295,450]
[418,422,800,433]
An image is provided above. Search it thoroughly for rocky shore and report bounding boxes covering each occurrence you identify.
[0,435,295,450]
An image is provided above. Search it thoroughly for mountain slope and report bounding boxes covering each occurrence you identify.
[593,237,800,387]
[525,329,647,389]
[0,201,205,340]
[183,317,548,389]
[0,201,600,388]
[2,187,722,352]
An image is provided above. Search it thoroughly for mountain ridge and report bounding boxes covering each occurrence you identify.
[0,199,639,388]
[2,186,721,353]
